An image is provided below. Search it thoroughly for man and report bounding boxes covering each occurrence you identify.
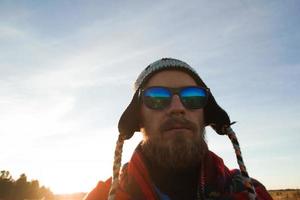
[85,58,272,200]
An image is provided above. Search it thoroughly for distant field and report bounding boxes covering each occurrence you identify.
[269,189,300,200]
[55,190,300,200]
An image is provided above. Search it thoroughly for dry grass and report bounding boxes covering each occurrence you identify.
[269,189,300,200]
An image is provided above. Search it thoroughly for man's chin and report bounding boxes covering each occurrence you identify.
[142,134,207,170]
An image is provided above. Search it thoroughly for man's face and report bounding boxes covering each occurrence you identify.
[140,70,207,169]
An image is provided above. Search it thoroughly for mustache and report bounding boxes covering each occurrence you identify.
[160,117,197,132]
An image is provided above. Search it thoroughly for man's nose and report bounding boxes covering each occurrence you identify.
[167,95,186,115]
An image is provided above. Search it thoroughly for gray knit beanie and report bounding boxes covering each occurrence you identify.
[118,58,231,139]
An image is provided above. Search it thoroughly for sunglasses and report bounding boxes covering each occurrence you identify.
[140,86,210,110]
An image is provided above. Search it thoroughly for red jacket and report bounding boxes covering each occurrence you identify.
[84,148,272,200]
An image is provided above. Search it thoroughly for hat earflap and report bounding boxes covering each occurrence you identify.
[204,93,230,134]
[118,91,140,140]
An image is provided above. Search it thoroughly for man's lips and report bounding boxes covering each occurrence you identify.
[163,123,193,134]
[163,126,193,137]
[164,126,191,132]
[160,117,197,134]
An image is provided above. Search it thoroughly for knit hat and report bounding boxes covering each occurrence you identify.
[118,58,231,140]
[108,58,257,200]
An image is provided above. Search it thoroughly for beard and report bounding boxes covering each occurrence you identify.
[141,117,208,170]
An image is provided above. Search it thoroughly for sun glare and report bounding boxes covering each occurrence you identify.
[35,132,142,194]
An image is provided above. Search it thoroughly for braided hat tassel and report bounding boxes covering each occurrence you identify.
[225,126,257,200]
[108,135,125,200]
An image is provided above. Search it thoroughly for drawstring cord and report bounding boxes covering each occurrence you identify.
[108,135,125,200]
[226,125,257,200]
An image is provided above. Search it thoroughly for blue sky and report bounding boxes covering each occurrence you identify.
[0,0,299,194]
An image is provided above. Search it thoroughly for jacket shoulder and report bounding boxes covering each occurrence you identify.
[228,169,273,200]
[83,178,111,200]
[207,151,273,199]
[83,164,130,200]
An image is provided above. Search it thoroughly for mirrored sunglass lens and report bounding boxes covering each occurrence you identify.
[144,87,171,109]
[180,87,207,109]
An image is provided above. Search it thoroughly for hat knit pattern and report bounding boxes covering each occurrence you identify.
[134,58,200,91]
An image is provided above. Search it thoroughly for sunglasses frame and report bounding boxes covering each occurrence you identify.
[139,86,210,110]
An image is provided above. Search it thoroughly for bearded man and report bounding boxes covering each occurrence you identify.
[84,58,273,200]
